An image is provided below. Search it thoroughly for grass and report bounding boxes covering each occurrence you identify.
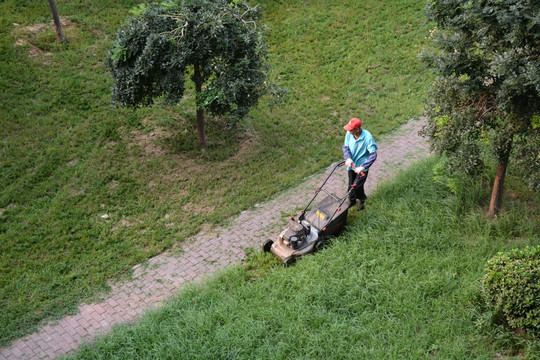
[65,159,539,359]
[0,0,434,345]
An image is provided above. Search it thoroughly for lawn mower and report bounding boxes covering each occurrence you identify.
[263,161,364,266]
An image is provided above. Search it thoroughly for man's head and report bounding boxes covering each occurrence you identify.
[344,118,362,132]
[344,118,362,137]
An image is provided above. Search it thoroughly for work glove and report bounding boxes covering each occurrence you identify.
[345,158,353,167]
[354,166,365,174]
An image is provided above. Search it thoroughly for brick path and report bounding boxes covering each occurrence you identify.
[1,118,429,360]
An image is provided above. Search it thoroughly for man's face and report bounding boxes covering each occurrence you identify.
[350,127,362,137]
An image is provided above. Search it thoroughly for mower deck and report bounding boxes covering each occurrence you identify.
[263,193,350,266]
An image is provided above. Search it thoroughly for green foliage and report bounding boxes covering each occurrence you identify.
[422,0,540,187]
[107,0,271,122]
[422,76,486,175]
[483,246,540,335]
[432,158,459,193]
[513,129,540,191]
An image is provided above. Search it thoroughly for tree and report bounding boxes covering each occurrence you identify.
[107,0,272,147]
[421,0,540,218]
[47,0,67,43]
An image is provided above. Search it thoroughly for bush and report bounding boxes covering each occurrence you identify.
[483,246,540,336]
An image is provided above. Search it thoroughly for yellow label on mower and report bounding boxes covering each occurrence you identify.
[316,210,326,220]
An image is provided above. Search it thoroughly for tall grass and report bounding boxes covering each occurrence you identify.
[66,159,539,359]
[0,0,433,344]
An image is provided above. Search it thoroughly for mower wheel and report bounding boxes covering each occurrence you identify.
[263,239,274,253]
[315,239,326,252]
[283,256,296,267]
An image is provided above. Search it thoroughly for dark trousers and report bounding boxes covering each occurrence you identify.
[348,170,369,202]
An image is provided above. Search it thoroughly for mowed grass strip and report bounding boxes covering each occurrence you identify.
[66,159,539,359]
[0,0,432,345]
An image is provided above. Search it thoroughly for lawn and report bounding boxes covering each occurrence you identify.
[0,0,433,345]
[66,159,539,359]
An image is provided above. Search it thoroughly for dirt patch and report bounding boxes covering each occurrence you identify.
[119,218,134,227]
[12,16,74,63]
[134,133,167,157]
[111,216,146,233]
[18,16,74,35]
[28,47,53,60]
[131,118,183,158]
[0,203,17,217]
[182,202,215,217]
[129,124,200,194]
[66,158,79,167]
[229,135,255,162]
[69,188,85,197]
[14,38,28,46]
[25,23,49,33]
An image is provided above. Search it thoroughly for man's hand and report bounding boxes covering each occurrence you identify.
[354,166,365,174]
[345,158,353,167]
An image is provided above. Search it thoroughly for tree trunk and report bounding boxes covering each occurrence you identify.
[486,140,512,218]
[47,0,67,43]
[193,63,208,147]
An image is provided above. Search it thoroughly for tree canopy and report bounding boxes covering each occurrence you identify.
[422,0,540,217]
[107,0,272,147]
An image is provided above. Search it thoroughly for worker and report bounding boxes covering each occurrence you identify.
[342,118,378,209]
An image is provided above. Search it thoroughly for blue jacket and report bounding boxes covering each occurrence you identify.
[342,129,378,171]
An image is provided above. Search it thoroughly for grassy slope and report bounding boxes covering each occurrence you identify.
[0,0,432,345]
[67,159,539,359]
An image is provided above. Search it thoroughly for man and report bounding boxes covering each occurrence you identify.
[342,118,378,209]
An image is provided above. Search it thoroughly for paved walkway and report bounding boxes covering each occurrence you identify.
[1,118,429,360]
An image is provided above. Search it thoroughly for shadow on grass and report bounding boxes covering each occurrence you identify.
[161,113,242,162]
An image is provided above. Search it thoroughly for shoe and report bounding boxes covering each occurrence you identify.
[357,200,365,210]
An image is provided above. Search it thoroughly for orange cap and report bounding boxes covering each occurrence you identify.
[343,118,362,131]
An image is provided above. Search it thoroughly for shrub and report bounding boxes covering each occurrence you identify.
[483,246,540,336]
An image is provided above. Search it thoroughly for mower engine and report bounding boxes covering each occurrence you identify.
[281,221,311,250]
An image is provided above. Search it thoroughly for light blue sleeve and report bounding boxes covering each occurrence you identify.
[367,134,378,153]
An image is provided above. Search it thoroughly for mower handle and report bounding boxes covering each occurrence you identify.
[298,160,364,221]
[341,160,366,178]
